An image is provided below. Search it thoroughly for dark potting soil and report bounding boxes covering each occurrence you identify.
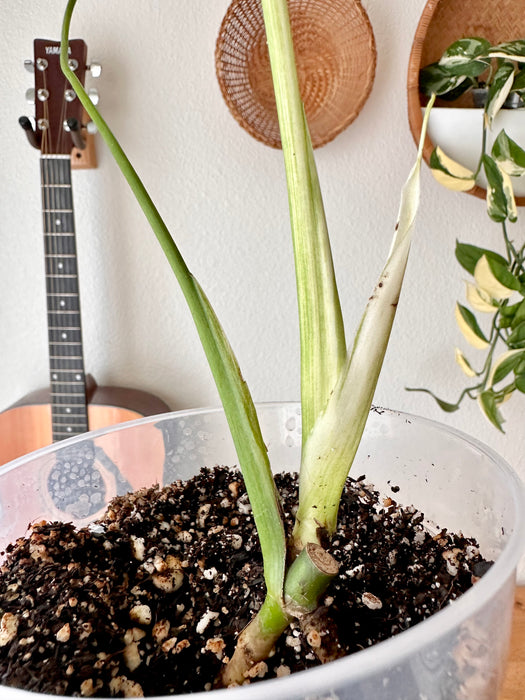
[0,467,490,697]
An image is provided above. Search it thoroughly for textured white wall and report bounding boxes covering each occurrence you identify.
[1,1,524,577]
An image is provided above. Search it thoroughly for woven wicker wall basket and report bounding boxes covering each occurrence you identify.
[215,0,376,149]
[407,0,525,205]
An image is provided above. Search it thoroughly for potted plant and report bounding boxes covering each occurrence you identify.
[0,7,523,700]
[411,37,525,431]
[418,37,525,199]
[419,37,525,111]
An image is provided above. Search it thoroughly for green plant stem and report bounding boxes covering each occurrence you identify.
[473,117,488,179]
[218,596,291,687]
[60,0,287,606]
[283,543,339,614]
[218,544,337,686]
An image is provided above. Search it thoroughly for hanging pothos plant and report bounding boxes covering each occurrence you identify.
[61,0,433,684]
[410,37,525,432]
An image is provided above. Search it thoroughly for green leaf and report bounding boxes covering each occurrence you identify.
[430,147,476,191]
[492,130,525,177]
[486,63,515,127]
[507,321,525,348]
[419,63,471,96]
[489,40,525,61]
[455,302,489,348]
[516,358,525,375]
[478,390,505,431]
[515,374,525,393]
[500,300,522,317]
[455,241,507,275]
[488,349,525,386]
[405,387,461,413]
[439,38,491,68]
[511,298,525,328]
[499,314,514,329]
[512,67,525,92]
[483,155,511,222]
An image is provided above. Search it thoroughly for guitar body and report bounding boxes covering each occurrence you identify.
[0,383,170,466]
[0,385,170,535]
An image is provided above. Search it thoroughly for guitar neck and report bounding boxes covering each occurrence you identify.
[41,155,89,440]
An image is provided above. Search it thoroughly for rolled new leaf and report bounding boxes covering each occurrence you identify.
[293,96,435,549]
[259,0,346,443]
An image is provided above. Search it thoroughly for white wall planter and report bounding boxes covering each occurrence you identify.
[424,107,525,197]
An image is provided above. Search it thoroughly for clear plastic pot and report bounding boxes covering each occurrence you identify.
[0,404,523,699]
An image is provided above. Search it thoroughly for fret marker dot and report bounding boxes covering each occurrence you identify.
[60,300,66,307]
[52,373,58,380]
[65,408,72,414]
[58,262,64,270]
[61,332,67,339]
[55,218,61,226]
[66,427,72,433]
[75,374,82,381]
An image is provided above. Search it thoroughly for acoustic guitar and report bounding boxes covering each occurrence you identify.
[0,39,170,521]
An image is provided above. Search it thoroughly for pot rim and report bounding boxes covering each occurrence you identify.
[1,403,524,699]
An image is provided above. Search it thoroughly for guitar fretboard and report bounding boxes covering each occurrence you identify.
[41,155,89,440]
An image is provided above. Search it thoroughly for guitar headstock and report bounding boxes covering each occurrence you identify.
[24,39,91,155]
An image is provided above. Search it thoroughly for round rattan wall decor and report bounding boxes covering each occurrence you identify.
[215,0,376,149]
[407,0,525,205]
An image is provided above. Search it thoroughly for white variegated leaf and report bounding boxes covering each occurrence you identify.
[474,255,516,300]
[501,169,518,222]
[430,147,476,191]
[486,66,515,127]
[454,347,477,377]
[465,281,498,312]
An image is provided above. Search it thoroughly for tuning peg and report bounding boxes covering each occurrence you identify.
[86,121,98,135]
[24,59,34,73]
[25,88,35,105]
[87,88,99,105]
[88,62,102,78]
